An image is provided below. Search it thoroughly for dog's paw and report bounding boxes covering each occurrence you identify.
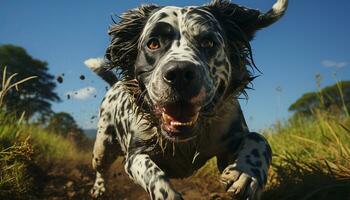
[90,180,106,199]
[220,166,261,200]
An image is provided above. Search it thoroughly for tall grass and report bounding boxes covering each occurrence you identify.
[0,67,90,199]
[263,110,350,200]
[0,111,90,200]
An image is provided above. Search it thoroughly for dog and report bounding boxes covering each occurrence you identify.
[89,0,288,199]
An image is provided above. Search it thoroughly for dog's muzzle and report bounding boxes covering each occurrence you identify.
[156,61,205,142]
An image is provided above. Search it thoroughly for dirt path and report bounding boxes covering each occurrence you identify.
[41,159,231,200]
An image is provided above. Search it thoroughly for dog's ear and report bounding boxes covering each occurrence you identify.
[106,5,160,77]
[204,0,288,40]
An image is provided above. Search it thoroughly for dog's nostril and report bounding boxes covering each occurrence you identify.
[163,62,198,86]
[164,68,177,83]
[184,69,195,81]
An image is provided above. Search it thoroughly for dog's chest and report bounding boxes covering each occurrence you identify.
[150,140,213,178]
[148,118,239,178]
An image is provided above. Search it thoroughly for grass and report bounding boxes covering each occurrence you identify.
[195,109,350,200]
[0,112,91,199]
[0,112,92,199]
[262,110,350,200]
[0,67,91,199]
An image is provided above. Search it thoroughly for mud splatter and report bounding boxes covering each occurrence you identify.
[57,76,63,84]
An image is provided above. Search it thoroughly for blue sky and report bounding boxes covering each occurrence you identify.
[1,0,349,131]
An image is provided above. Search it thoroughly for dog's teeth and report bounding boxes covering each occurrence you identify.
[163,111,199,127]
[170,120,194,126]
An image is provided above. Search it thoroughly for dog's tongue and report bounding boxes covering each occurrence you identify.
[163,102,200,122]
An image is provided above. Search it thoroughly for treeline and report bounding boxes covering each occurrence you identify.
[289,80,350,116]
[0,44,91,148]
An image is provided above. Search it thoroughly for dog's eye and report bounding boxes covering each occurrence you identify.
[200,39,214,48]
[147,39,161,50]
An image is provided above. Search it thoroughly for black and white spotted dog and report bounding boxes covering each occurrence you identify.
[89,0,288,199]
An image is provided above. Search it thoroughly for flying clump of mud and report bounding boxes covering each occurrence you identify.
[56,75,63,84]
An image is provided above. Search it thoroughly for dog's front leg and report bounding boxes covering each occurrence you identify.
[217,132,272,200]
[125,154,183,200]
[90,124,120,198]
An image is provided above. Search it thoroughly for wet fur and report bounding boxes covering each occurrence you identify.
[90,0,287,199]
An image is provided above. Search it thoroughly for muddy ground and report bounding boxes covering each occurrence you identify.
[41,159,232,200]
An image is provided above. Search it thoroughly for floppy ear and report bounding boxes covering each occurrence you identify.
[105,5,160,77]
[204,0,288,40]
[202,0,288,97]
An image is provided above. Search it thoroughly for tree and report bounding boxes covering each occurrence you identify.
[46,112,91,149]
[46,112,82,136]
[0,44,60,119]
[289,81,350,115]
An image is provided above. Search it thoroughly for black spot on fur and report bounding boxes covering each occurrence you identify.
[173,11,178,16]
[150,184,156,200]
[144,51,156,65]
[160,188,168,199]
[246,156,262,167]
[262,170,267,185]
[158,12,169,20]
[255,160,262,167]
[251,149,260,158]
[247,133,264,143]
[246,158,255,167]
[119,99,127,116]
[105,112,112,121]
[126,156,136,178]
[145,159,152,169]
[99,108,104,116]
[263,150,271,166]
[105,125,116,137]
[251,168,263,188]
[153,167,161,174]
[108,94,117,103]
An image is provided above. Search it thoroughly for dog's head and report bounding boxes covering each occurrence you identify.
[106,0,288,142]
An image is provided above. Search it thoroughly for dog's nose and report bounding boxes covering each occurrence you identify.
[163,61,198,89]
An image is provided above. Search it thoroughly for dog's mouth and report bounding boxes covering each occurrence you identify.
[156,102,201,142]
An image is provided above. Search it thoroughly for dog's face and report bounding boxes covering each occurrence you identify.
[106,1,287,142]
[135,6,230,141]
